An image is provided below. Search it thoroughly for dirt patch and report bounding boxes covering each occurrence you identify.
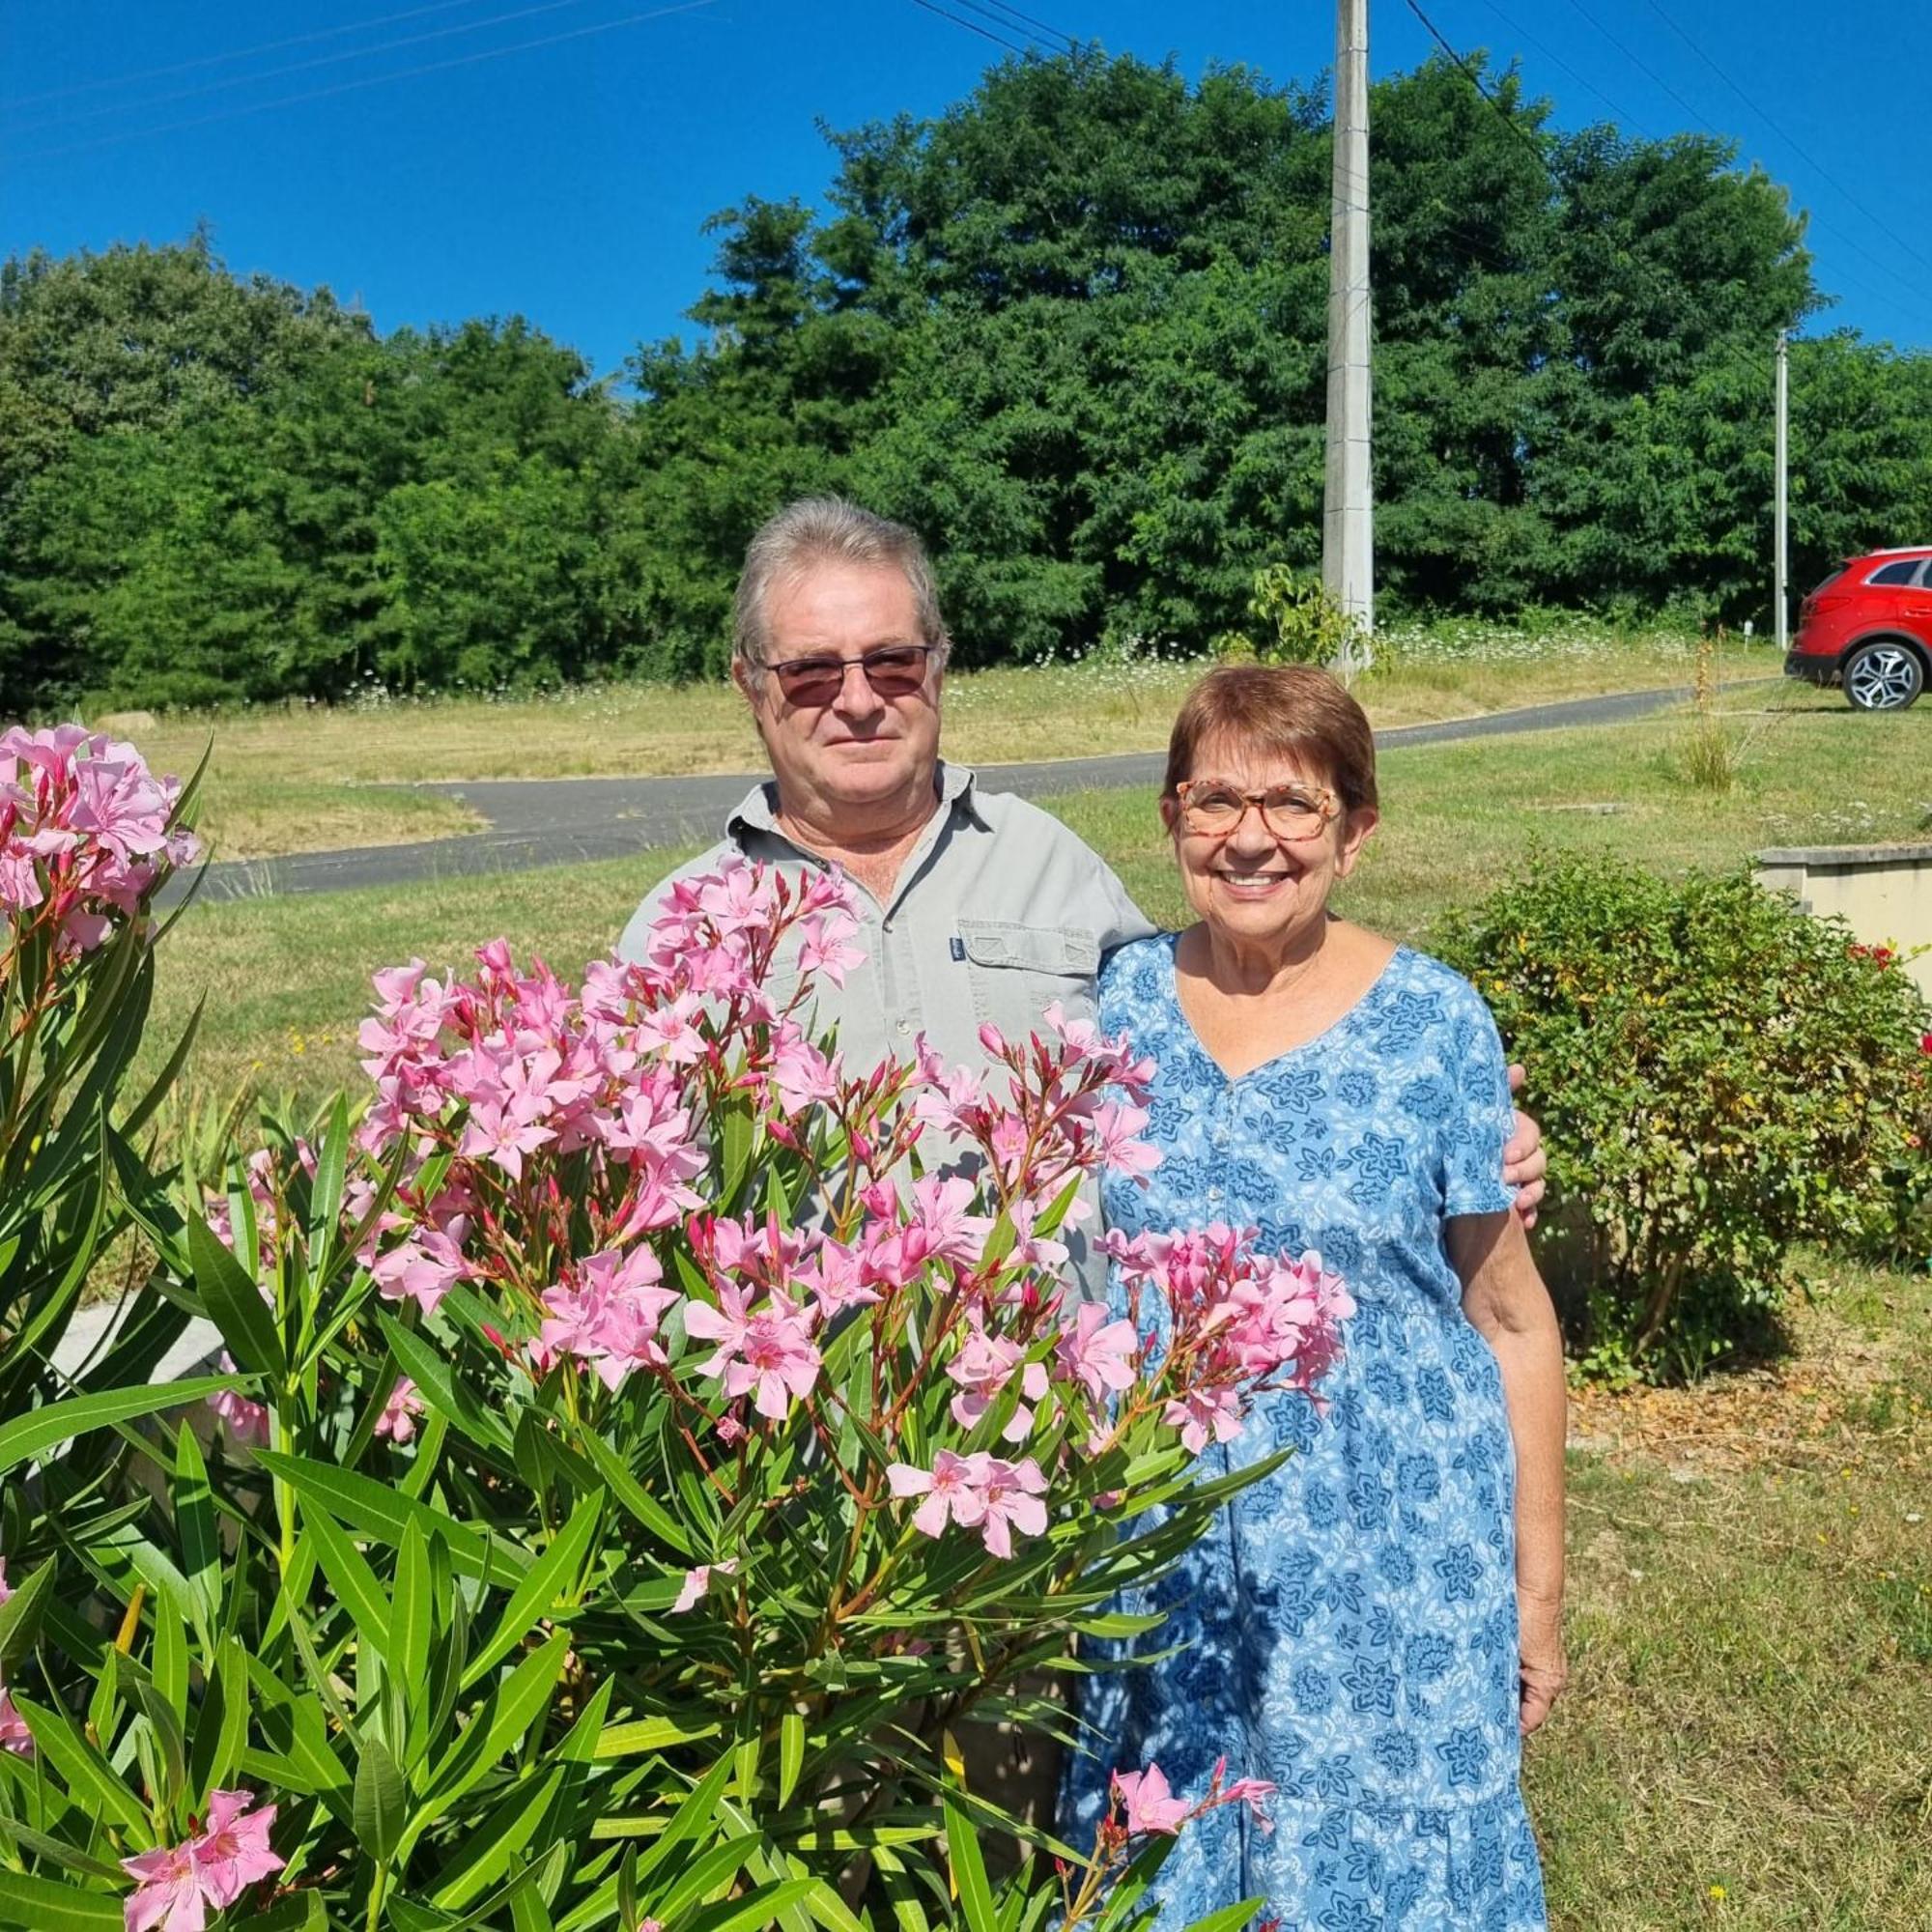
[1565,1295,1930,1480]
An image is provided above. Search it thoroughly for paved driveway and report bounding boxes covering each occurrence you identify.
[167,683,1728,907]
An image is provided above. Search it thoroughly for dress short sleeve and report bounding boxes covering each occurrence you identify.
[1440,974,1519,1220]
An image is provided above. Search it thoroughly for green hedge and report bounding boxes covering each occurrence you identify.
[1435,856,1932,1382]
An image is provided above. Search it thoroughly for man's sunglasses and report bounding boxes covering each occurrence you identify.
[761,643,938,706]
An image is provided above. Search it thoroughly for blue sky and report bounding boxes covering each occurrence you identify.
[4,0,1928,382]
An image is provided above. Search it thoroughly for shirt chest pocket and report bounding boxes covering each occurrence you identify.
[956,920,1100,1044]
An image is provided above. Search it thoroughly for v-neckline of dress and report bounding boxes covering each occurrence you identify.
[1160,929,1408,1087]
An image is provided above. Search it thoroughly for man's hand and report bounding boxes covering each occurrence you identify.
[1504,1063,1546,1231]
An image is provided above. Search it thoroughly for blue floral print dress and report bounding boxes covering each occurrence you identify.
[1065,935,1548,1932]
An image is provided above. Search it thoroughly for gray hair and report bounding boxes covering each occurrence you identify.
[733,497,951,670]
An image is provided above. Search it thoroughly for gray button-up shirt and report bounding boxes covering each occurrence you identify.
[617,761,1155,1075]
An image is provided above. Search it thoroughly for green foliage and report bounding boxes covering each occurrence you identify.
[11,52,1932,707]
[1434,856,1932,1381]
[1213,564,1368,672]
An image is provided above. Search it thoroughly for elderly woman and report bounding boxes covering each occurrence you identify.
[1068,666,1566,1929]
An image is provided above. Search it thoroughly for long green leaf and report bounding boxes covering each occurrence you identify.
[429,1766,563,1910]
[254,1450,525,1580]
[575,1426,695,1557]
[943,1788,999,1932]
[14,1695,147,1833]
[0,1814,126,1883]
[0,1873,122,1932]
[171,1420,220,1637]
[0,1558,52,1673]
[778,1710,807,1807]
[391,1519,434,1718]
[188,1635,251,1809]
[685,1880,823,1932]
[307,1092,351,1264]
[120,995,206,1141]
[122,1664,187,1812]
[354,1734,411,1863]
[1179,1903,1270,1932]
[461,1492,603,1690]
[376,1312,515,1459]
[0,1376,237,1476]
[301,1511,394,1665]
[187,1207,284,1378]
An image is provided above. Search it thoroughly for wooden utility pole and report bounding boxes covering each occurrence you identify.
[1323,0,1375,647]
[1774,328,1790,651]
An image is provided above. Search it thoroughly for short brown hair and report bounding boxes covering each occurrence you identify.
[1163,665,1378,813]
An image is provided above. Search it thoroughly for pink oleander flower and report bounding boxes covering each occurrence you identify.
[796,907,864,987]
[903,1174,993,1271]
[1056,1301,1140,1405]
[1111,1763,1191,1836]
[189,1789,284,1908]
[972,1454,1048,1558]
[684,1282,822,1420]
[769,1028,839,1116]
[374,1377,426,1444]
[120,1841,206,1932]
[0,1686,31,1759]
[371,1223,469,1316]
[0,1558,10,1605]
[669,1558,738,1614]
[945,1320,1049,1442]
[0,726,195,957]
[206,1356,270,1449]
[1215,1772,1278,1833]
[886,1449,987,1541]
[887,1451,1049,1557]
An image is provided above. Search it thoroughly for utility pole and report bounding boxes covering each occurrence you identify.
[1774,328,1789,652]
[1323,0,1375,656]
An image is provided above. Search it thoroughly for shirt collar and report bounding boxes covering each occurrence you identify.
[726,759,986,840]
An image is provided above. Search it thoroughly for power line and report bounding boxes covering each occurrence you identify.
[904,0,1035,59]
[1400,0,1549,172]
[1420,0,1932,327]
[1461,0,1630,128]
[1551,0,1932,318]
[1628,0,1932,285]
[4,0,718,166]
[952,0,1079,52]
[13,0,602,139]
[1,0,507,109]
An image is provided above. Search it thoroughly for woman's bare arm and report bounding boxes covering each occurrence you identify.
[1450,1208,1568,1733]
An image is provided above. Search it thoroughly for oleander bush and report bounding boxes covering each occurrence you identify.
[2,796,1352,1929]
[1435,854,1932,1382]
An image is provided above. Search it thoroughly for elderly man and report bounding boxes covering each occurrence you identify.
[618,495,1544,1209]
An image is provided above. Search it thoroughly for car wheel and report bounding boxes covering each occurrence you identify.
[1843,640,1925,711]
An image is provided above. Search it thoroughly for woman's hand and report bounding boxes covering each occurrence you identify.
[1518,1591,1567,1735]
[1504,1064,1547,1230]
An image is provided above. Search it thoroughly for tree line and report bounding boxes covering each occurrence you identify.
[5,48,1931,711]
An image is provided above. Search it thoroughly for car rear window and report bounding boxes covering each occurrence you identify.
[1866,558,1925,584]
[1811,566,1847,593]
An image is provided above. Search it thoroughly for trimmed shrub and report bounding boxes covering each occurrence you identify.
[1435,855,1932,1382]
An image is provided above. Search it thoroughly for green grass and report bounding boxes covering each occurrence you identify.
[1528,1257,1932,1929]
[125,628,1766,862]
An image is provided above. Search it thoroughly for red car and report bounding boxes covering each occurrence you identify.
[1786,547,1931,710]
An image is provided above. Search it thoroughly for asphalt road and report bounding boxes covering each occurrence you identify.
[166,681,1734,907]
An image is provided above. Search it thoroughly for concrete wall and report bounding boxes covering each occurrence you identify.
[1754,841,1932,999]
